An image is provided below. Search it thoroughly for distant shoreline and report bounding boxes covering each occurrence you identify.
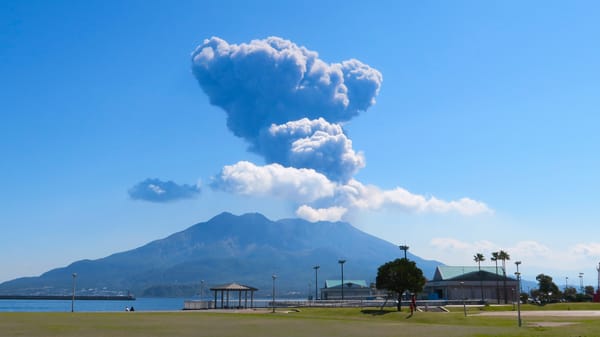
[0,295,135,301]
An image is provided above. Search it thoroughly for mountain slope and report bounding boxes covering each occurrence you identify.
[0,212,443,297]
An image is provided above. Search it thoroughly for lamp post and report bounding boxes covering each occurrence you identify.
[460,281,466,317]
[399,245,409,260]
[338,259,346,301]
[579,273,584,294]
[566,276,568,291]
[515,271,522,327]
[313,265,320,301]
[597,262,600,292]
[71,273,77,313]
[272,274,277,313]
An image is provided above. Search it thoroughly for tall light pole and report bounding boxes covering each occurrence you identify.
[71,273,77,313]
[399,245,409,260]
[565,276,568,290]
[460,281,466,317]
[514,261,521,327]
[338,259,346,301]
[515,271,522,327]
[579,273,584,294]
[272,274,277,313]
[313,265,320,301]
[597,262,600,292]
[200,280,205,300]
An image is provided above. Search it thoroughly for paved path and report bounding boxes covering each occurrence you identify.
[478,310,600,317]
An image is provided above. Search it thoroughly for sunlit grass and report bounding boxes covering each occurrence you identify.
[2,307,600,337]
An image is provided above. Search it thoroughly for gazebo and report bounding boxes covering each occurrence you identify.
[210,283,258,309]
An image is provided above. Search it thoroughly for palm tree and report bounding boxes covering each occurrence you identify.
[474,253,486,302]
[498,250,510,304]
[491,252,500,304]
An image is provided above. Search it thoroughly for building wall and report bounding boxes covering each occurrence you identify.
[425,280,520,302]
[320,287,372,300]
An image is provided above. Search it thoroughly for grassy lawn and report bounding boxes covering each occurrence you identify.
[2,307,600,337]
[447,301,600,312]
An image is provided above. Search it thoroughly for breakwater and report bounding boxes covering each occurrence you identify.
[0,295,135,301]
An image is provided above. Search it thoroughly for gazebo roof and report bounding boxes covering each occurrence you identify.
[209,282,258,291]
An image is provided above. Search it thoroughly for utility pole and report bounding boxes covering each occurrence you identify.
[313,265,320,301]
[71,273,77,313]
[597,262,600,292]
[272,274,277,313]
[338,260,346,301]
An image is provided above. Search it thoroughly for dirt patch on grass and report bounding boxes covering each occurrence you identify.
[527,321,577,327]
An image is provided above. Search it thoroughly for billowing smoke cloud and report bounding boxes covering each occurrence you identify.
[295,205,348,223]
[257,118,365,182]
[191,36,381,182]
[210,161,336,203]
[129,178,200,203]
[193,36,492,222]
[212,161,492,221]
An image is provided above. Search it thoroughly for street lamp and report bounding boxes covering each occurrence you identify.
[460,281,466,317]
[272,274,277,313]
[71,273,77,313]
[515,271,522,327]
[597,262,600,292]
[313,265,320,301]
[338,259,346,301]
[579,273,584,294]
[399,245,409,260]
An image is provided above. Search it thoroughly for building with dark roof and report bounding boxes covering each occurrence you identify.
[424,266,518,303]
[320,280,372,300]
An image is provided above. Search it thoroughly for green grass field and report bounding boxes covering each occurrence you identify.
[2,306,600,337]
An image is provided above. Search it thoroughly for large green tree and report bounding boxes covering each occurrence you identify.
[376,258,426,311]
[535,273,561,304]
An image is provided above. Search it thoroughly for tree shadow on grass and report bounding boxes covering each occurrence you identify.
[360,309,396,316]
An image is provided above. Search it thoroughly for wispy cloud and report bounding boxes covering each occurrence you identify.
[128,178,200,203]
[571,242,600,257]
[429,237,495,252]
[426,237,598,275]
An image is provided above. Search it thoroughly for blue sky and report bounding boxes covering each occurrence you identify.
[1,0,599,287]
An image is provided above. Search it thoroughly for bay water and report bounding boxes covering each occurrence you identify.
[0,298,279,312]
[0,298,187,312]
